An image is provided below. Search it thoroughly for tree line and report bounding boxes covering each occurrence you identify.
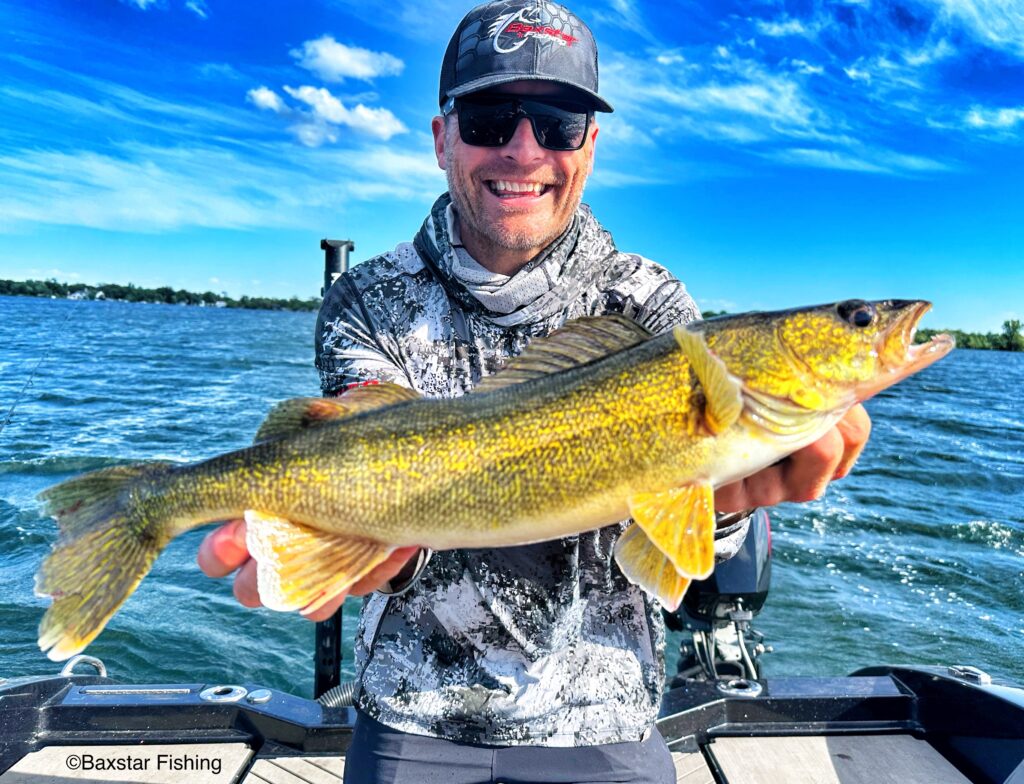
[916,321,1022,352]
[3,282,1019,349]
[0,278,320,312]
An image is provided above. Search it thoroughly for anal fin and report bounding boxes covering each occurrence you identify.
[627,484,716,580]
[614,523,693,611]
[244,510,394,614]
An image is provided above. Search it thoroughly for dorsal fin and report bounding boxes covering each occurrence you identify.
[475,315,652,393]
[254,383,420,443]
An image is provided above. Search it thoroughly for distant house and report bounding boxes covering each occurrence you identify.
[67,291,88,300]
[214,300,228,308]
[94,291,105,300]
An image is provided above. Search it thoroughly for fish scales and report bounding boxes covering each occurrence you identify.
[153,331,706,549]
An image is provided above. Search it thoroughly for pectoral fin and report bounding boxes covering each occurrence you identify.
[613,523,692,611]
[673,326,743,435]
[627,484,715,580]
[244,510,394,614]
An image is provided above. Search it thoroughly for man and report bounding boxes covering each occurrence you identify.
[199,2,870,781]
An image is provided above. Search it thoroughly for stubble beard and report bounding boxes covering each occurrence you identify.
[444,125,585,256]
[445,167,573,253]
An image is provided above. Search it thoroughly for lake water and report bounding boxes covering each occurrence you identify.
[1,295,1021,696]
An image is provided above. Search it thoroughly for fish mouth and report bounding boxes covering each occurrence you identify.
[856,300,955,399]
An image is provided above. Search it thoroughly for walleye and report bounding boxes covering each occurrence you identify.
[35,299,953,661]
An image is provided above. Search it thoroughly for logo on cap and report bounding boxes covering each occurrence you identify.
[489,6,579,54]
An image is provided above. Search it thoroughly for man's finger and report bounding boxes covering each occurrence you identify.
[298,547,422,622]
[349,546,422,597]
[782,426,844,502]
[833,403,872,479]
[715,466,780,512]
[198,519,250,578]
[233,558,262,608]
[301,593,348,622]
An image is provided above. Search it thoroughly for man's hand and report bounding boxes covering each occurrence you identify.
[714,404,871,512]
[197,520,421,622]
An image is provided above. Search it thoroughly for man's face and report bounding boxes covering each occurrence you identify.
[432,81,599,264]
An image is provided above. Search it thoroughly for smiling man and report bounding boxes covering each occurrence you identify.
[198,2,870,782]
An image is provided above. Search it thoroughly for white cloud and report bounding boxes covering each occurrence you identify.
[596,117,657,148]
[315,0,467,42]
[185,0,208,19]
[594,0,658,44]
[903,38,957,66]
[291,122,337,148]
[656,51,686,66]
[282,85,407,142]
[651,76,815,128]
[845,66,872,82]
[3,80,260,145]
[756,18,808,37]
[121,0,160,8]
[197,63,243,81]
[965,104,1024,128]
[588,169,667,188]
[0,139,444,233]
[921,0,1024,57]
[290,36,404,83]
[601,52,824,147]
[247,86,287,114]
[789,59,825,75]
[770,146,951,174]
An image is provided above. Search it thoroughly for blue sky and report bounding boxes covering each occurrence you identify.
[1,0,1022,332]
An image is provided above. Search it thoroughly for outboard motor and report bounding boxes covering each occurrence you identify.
[666,508,773,684]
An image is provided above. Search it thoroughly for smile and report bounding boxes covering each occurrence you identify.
[486,180,550,197]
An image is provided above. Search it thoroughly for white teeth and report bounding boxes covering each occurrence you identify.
[489,180,545,195]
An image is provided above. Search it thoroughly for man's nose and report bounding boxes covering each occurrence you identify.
[501,117,544,163]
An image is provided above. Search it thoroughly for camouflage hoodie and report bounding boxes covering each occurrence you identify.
[315,193,747,746]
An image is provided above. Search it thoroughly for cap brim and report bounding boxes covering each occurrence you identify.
[446,74,614,113]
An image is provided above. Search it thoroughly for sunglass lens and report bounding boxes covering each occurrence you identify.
[457,98,589,151]
[457,101,517,146]
[530,107,588,151]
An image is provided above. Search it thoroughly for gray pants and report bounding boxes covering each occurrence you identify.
[343,713,676,784]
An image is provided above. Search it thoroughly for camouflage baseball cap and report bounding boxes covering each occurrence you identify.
[439,0,614,112]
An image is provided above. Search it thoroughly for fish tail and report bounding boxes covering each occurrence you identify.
[35,462,176,661]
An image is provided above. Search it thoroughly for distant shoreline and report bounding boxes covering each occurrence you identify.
[0,278,319,312]
[3,279,1020,351]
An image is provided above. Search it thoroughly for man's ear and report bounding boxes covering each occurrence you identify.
[431,116,447,170]
[586,120,599,176]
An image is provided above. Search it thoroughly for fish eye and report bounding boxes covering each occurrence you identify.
[837,300,876,328]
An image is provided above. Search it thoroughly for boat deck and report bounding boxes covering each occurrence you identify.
[3,667,1021,784]
[0,734,974,783]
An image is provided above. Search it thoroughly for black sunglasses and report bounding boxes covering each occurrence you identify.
[448,94,592,152]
